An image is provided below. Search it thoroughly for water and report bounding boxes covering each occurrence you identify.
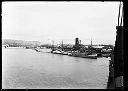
[2,47,109,89]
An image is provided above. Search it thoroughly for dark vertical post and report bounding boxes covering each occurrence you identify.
[114,2,124,89]
[107,26,124,89]
[107,1,123,89]
[114,26,124,89]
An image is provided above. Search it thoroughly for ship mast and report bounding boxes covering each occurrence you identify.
[91,39,92,47]
[62,40,63,51]
[52,40,54,49]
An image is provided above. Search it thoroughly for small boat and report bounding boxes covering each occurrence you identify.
[52,50,62,54]
[84,54,97,59]
[88,54,97,57]
[25,47,30,49]
[97,53,102,57]
[61,51,68,55]
[82,56,97,59]
[102,53,111,58]
[68,52,72,56]
[34,48,40,52]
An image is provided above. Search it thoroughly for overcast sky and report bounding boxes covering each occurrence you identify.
[2,1,120,45]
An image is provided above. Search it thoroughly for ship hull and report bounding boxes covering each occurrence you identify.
[71,53,97,59]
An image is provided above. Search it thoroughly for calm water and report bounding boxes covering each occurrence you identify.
[2,47,109,89]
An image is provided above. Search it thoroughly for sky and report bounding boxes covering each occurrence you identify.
[2,1,121,45]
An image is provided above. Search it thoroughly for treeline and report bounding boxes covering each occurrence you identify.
[2,39,41,47]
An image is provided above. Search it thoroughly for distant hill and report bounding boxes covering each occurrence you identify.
[2,39,41,47]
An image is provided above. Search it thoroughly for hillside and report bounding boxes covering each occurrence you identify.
[2,39,41,47]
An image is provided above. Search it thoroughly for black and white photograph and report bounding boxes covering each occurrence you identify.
[2,1,124,89]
